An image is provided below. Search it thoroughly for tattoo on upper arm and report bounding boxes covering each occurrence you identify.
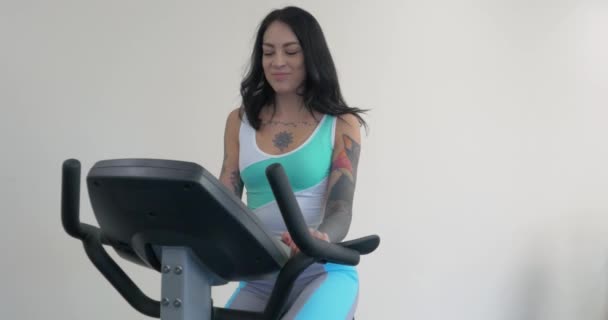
[331,134,361,185]
[326,133,361,207]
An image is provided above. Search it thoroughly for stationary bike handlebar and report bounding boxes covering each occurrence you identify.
[61,159,85,239]
[62,159,104,239]
[265,163,361,266]
[61,159,161,317]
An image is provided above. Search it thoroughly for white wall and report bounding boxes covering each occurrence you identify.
[1,0,607,319]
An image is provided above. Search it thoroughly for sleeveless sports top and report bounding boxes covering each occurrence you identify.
[239,114,337,237]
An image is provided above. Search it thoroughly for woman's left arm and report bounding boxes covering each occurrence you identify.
[317,114,362,243]
[281,114,362,253]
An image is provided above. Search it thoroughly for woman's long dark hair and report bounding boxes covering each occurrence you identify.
[240,6,367,130]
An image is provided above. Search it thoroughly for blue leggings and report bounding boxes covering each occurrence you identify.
[226,263,358,320]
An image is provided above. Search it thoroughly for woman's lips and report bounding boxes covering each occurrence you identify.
[272,73,290,80]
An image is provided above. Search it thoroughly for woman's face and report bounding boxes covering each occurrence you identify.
[262,21,306,95]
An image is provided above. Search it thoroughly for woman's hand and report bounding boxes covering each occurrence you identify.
[281,229,329,257]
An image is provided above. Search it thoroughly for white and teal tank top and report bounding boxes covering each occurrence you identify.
[239,114,337,237]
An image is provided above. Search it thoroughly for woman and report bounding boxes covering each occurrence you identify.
[219,6,367,319]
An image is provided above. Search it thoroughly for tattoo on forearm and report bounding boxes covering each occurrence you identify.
[320,134,361,242]
[229,170,244,196]
[320,199,352,243]
[325,200,352,220]
[273,131,294,152]
[220,152,243,197]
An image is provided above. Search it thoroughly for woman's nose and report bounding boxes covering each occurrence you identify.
[272,53,287,67]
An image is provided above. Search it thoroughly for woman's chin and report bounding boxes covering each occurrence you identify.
[271,86,298,95]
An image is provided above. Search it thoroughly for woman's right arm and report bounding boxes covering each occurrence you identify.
[219,109,244,198]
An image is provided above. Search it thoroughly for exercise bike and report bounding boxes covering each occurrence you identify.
[61,158,380,320]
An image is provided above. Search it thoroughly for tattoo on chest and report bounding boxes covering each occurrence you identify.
[273,131,294,152]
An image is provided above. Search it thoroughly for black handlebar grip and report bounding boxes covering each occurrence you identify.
[83,229,160,317]
[62,159,84,239]
[265,163,360,266]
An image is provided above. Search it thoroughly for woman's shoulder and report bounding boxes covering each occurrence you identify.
[335,113,362,133]
[227,107,242,121]
[225,107,244,126]
[224,107,244,137]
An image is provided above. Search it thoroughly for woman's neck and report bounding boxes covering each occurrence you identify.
[271,93,307,119]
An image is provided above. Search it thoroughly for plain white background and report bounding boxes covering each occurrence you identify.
[1,0,607,319]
